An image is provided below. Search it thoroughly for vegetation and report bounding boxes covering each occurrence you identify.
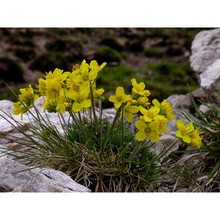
[0,60,206,192]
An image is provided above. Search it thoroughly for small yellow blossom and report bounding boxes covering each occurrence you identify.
[175,120,194,143]
[152,99,175,120]
[135,118,160,142]
[12,101,28,119]
[43,99,57,113]
[45,68,69,83]
[139,106,160,122]
[55,89,70,114]
[89,60,107,72]
[13,84,39,118]
[131,78,150,97]
[189,130,202,148]
[109,87,131,110]
[74,60,106,83]
[154,115,169,134]
[175,120,202,148]
[67,83,91,112]
[123,102,139,122]
[92,84,105,99]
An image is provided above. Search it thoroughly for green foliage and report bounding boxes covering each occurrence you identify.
[182,95,220,179]
[0,106,160,192]
[100,37,123,52]
[97,65,135,107]
[98,65,135,90]
[0,57,24,82]
[95,46,122,63]
[127,38,144,52]
[30,52,69,72]
[144,47,161,57]
[141,61,198,101]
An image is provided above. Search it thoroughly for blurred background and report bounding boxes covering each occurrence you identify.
[0,28,206,107]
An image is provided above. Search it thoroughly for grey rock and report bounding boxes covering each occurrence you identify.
[191,88,208,100]
[190,29,220,73]
[151,134,179,160]
[199,104,211,115]
[198,59,220,104]
[200,59,220,90]
[0,155,90,192]
[167,94,192,109]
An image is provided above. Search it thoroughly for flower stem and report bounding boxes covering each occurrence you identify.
[90,81,97,125]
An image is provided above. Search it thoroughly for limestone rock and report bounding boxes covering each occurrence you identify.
[200,59,220,90]
[167,94,192,109]
[0,155,90,192]
[190,29,220,73]
[152,134,180,161]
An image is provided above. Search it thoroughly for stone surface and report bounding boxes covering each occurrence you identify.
[190,29,220,104]
[0,155,90,192]
[191,88,208,100]
[0,99,116,134]
[190,29,220,73]
[200,59,220,90]
[151,134,179,158]
[167,94,192,109]
[0,98,117,192]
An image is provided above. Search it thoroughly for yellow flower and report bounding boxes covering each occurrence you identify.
[152,99,174,120]
[189,130,202,148]
[67,83,91,112]
[71,97,91,112]
[13,84,39,118]
[109,87,131,110]
[131,78,150,97]
[45,79,62,99]
[136,96,150,108]
[43,98,57,113]
[123,102,139,122]
[175,120,202,148]
[66,74,81,92]
[92,84,105,99]
[135,118,160,142]
[154,115,169,134]
[45,68,69,82]
[175,120,194,143]
[74,60,106,83]
[38,78,47,96]
[139,106,160,122]
[55,89,70,114]
[12,101,28,119]
[89,60,107,72]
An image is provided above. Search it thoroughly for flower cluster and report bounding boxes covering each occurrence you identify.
[13,85,39,119]
[109,79,174,142]
[13,60,106,116]
[109,79,202,147]
[13,59,202,148]
[175,120,202,148]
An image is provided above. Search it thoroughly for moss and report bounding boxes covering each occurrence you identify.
[14,46,36,62]
[97,65,136,107]
[144,47,161,57]
[95,46,122,64]
[166,45,184,57]
[127,38,144,53]
[30,52,69,72]
[0,84,25,101]
[141,61,199,101]
[0,57,24,82]
[45,39,68,52]
[100,37,123,52]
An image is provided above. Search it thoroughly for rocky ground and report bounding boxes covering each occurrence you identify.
[0,28,207,102]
